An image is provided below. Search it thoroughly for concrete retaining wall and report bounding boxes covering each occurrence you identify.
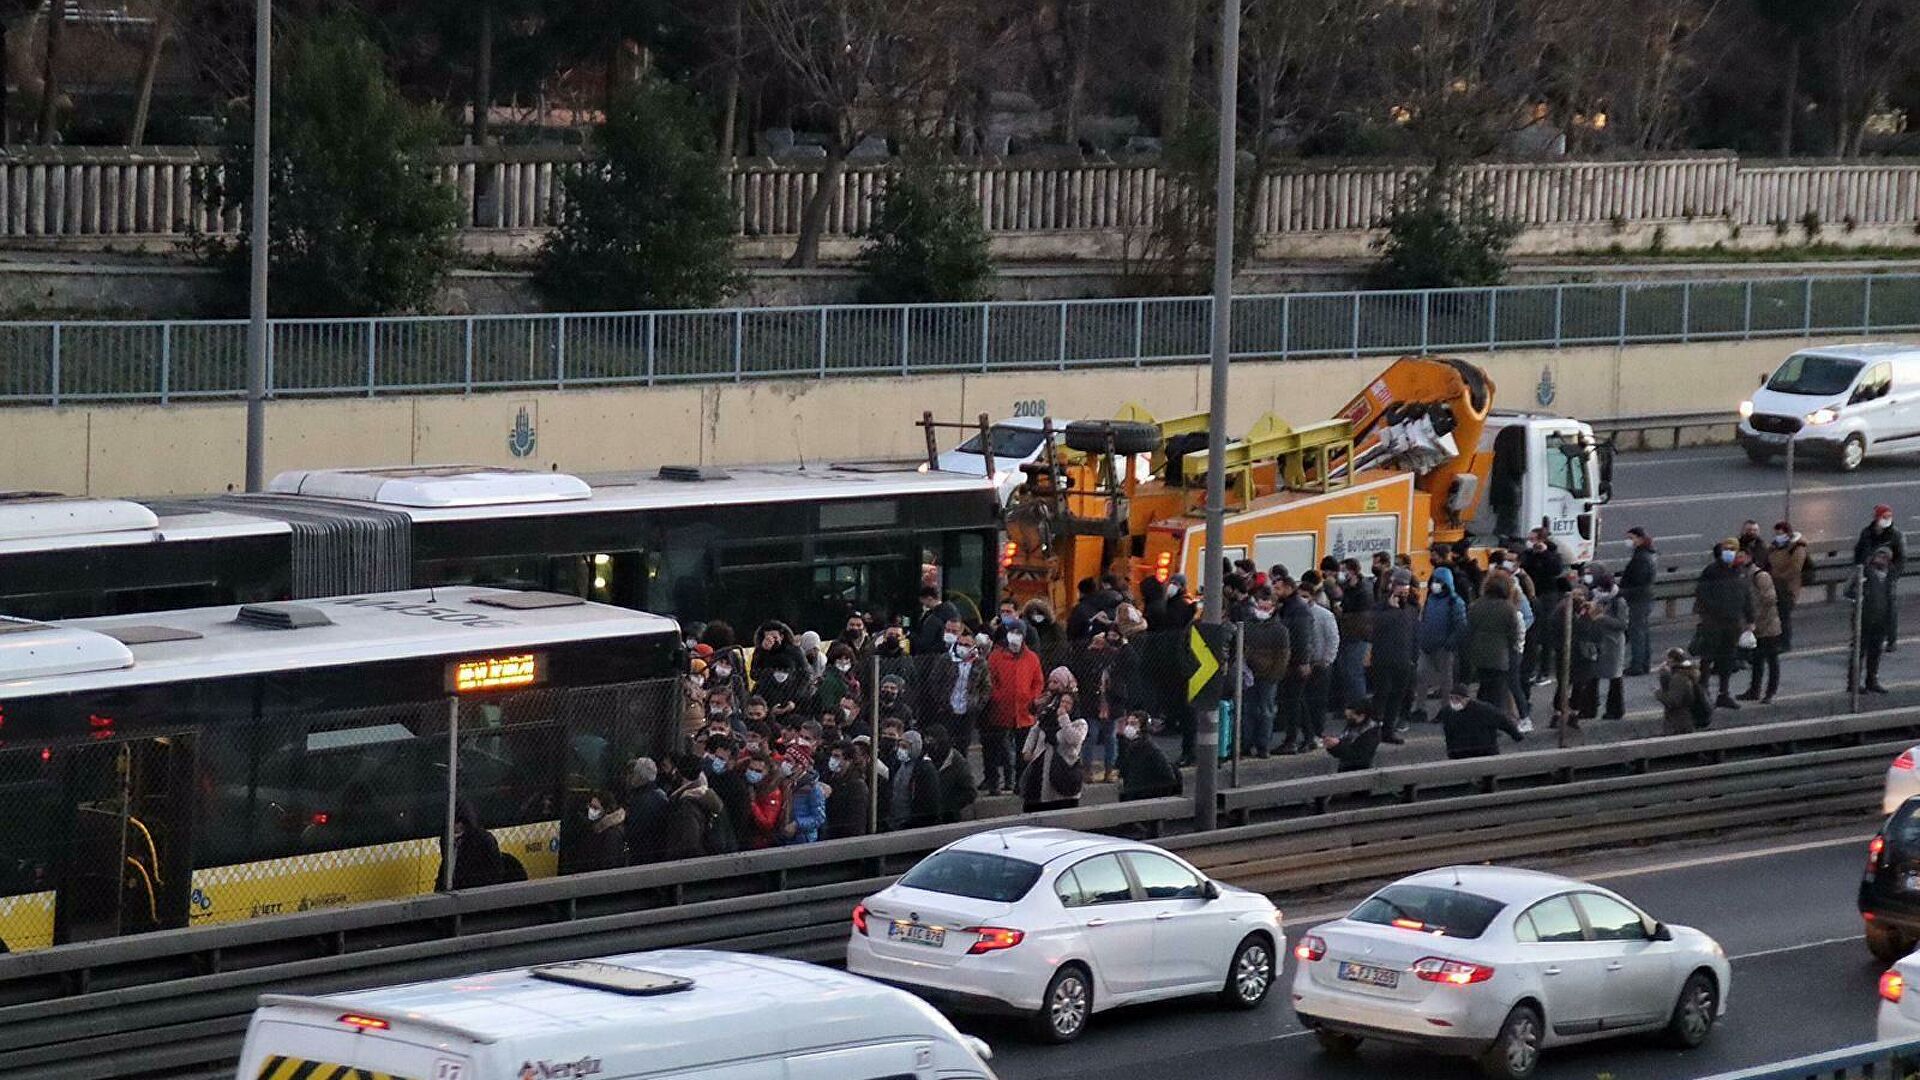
[9,334,1904,498]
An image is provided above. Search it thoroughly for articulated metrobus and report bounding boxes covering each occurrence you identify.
[0,587,682,952]
[0,462,1003,633]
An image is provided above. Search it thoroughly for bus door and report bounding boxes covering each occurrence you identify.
[55,735,195,944]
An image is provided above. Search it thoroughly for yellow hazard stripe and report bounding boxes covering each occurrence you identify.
[257,1058,410,1080]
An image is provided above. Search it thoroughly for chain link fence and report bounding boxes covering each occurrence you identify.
[5,274,1920,405]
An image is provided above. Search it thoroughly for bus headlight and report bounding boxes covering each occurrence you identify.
[1805,407,1839,426]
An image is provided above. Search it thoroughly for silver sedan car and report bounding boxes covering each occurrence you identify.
[1291,866,1731,1080]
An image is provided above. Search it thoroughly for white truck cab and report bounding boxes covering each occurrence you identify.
[1476,413,1611,565]
[234,950,997,1080]
[1739,343,1920,471]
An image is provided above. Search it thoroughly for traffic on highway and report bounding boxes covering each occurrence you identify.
[7,351,1920,1080]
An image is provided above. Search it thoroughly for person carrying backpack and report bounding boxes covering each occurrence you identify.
[1654,648,1710,736]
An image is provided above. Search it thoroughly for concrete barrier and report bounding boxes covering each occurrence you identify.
[9,333,1904,498]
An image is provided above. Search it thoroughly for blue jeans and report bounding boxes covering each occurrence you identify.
[1245,678,1279,753]
[1088,717,1118,770]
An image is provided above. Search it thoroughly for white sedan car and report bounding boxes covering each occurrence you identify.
[847,827,1283,1042]
[1292,866,1730,1080]
[1885,747,1920,815]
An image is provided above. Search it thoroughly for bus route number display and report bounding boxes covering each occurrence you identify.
[449,652,543,693]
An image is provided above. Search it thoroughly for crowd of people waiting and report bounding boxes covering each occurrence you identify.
[455,507,1905,882]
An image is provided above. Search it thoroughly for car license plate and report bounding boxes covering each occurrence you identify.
[1337,961,1399,989]
[888,921,946,948]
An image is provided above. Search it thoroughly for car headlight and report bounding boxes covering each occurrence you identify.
[1738,400,1754,418]
[916,462,930,473]
[1806,407,1839,426]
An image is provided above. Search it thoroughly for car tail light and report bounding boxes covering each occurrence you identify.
[1883,969,1906,1004]
[963,927,1024,955]
[1413,957,1495,985]
[338,1013,390,1031]
[1896,751,1915,771]
[852,903,870,936]
[1294,934,1327,962]
[1870,836,1889,879]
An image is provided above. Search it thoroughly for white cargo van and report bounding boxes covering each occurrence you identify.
[235,950,997,1080]
[1739,343,1920,470]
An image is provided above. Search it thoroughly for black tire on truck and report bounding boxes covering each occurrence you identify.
[1064,420,1160,456]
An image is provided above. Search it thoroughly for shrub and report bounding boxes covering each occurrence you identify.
[1367,171,1519,291]
[855,151,994,304]
[537,79,740,312]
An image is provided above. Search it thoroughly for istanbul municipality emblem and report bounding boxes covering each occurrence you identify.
[507,406,537,457]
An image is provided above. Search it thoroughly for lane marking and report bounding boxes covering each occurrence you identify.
[1611,477,1920,508]
[1730,934,1863,962]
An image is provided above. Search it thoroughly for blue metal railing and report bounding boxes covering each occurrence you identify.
[2,273,1917,406]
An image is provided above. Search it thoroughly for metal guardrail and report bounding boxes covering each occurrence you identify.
[0,708,1911,1080]
[2,272,1918,405]
[1695,1036,1920,1080]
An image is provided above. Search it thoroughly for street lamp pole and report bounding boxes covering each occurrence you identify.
[1196,0,1240,832]
[244,0,271,492]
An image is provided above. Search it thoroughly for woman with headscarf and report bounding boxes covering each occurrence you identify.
[1020,667,1089,812]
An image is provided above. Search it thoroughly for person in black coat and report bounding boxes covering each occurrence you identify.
[621,757,671,866]
[1440,685,1526,759]
[1116,711,1182,801]
[1693,542,1751,708]
[437,800,505,890]
[1321,704,1383,773]
[824,742,872,839]
[911,587,962,657]
[1856,505,1907,650]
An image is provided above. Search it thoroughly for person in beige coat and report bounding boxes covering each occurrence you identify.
[1766,521,1810,652]
[1738,550,1782,704]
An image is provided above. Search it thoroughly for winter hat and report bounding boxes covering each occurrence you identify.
[1877,504,1894,518]
[1047,666,1078,693]
[692,643,714,659]
[1167,574,1188,594]
[880,673,906,689]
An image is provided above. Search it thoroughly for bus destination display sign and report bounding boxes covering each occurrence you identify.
[450,653,543,693]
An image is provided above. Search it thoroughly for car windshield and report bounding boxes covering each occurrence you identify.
[954,426,1048,459]
[897,850,1044,903]
[1350,884,1506,940]
[1766,354,1862,396]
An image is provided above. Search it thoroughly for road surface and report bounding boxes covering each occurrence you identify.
[976,828,1880,1080]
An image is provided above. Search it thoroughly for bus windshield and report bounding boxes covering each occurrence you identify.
[1767,354,1862,396]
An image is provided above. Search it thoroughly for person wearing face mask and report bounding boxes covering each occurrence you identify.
[912,586,961,657]
[1415,566,1468,722]
[838,613,875,667]
[560,790,627,874]
[1020,668,1088,813]
[749,621,812,720]
[1766,520,1810,652]
[1022,598,1070,672]
[780,743,828,845]
[1074,622,1143,781]
[886,729,942,831]
[1851,546,1899,693]
[1368,581,1419,743]
[818,641,863,714]
[930,630,992,763]
[703,734,753,847]
[658,753,732,859]
[1693,540,1753,710]
[822,741,871,839]
[1856,505,1906,652]
[1582,568,1629,720]
[984,623,1045,795]
[1116,710,1181,802]
[1440,684,1525,759]
[740,752,790,850]
[1239,586,1292,759]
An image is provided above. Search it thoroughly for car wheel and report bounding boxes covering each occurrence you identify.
[1743,446,1775,466]
[1033,963,1093,1044]
[1867,922,1911,962]
[1314,1029,1363,1056]
[1665,970,1719,1048]
[1478,1004,1543,1080]
[1840,434,1867,472]
[1219,933,1275,1009]
[1064,419,1161,456]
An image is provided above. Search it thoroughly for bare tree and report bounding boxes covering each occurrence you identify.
[746,0,966,267]
[37,0,63,142]
[1159,0,1200,135]
[1822,0,1917,159]
[1238,0,1368,242]
[1368,0,1552,173]
[1537,0,1723,154]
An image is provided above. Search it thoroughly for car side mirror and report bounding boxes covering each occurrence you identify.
[1202,880,1221,901]
[1651,922,1673,942]
[1758,372,1768,387]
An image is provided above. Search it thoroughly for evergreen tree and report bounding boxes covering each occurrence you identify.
[856,153,993,304]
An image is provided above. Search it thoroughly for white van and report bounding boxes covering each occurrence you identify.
[1739,343,1920,470]
[234,950,997,1080]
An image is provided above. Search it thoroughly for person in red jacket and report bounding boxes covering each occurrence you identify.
[742,750,790,850]
[984,628,1044,796]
